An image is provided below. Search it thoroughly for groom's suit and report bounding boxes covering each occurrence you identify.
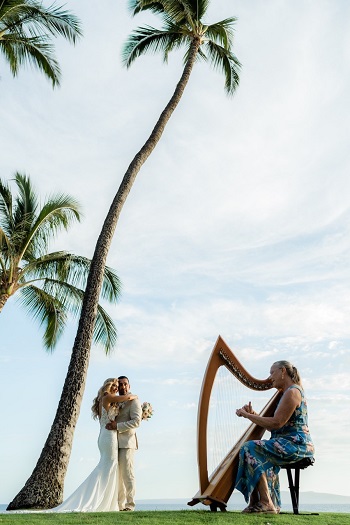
[116,396,142,510]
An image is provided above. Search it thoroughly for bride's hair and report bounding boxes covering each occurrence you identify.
[91,380,118,419]
[103,377,118,385]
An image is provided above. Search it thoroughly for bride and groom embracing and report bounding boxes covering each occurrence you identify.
[55,375,142,512]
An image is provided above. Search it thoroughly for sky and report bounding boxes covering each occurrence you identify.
[1,0,350,507]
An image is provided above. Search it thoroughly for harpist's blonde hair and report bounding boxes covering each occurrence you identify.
[91,379,118,419]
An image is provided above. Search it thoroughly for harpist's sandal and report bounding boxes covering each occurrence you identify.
[242,505,257,513]
[251,503,277,514]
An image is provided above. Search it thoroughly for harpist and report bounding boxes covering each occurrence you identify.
[235,360,315,514]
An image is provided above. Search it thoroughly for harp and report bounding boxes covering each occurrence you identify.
[188,335,281,511]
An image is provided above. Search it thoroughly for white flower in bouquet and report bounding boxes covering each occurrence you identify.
[141,401,154,421]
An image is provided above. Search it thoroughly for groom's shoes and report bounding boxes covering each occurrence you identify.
[121,508,132,511]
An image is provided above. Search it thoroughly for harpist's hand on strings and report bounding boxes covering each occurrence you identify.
[236,401,256,418]
[236,407,246,417]
[235,404,249,417]
[244,401,257,414]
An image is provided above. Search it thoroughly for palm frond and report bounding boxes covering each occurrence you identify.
[20,278,117,352]
[0,175,81,263]
[162,24,190,62]
[40,279,118,352]
[21,252,121,304]
[123,24,186,66]
[20,251,84,284]
[0,227,11,254]
[0,0,81,85]
[0,227,11,273]
[19,284,67,351]
[157,1,196,25]
[0,175,32,257]
[0,1,82,42]
[205,40,241,96]
[191,0,209,20]
[40,279,83,315]
[129,0,205,26]
[0,32,61,83]
[128,0,165,16]
[13,172,37,226]
[101,264,122,303]
[26,2,82,43]
[204,17,237,49]
[19,279,118,352]
[93,304,117,354]
[0,35,18,74]
[0,177,13,234]
[22,194,81,260]
[167,0,209,23]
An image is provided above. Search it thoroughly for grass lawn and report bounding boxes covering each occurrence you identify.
[1,511,350,525]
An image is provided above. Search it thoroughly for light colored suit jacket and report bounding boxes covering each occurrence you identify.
[116,396,142,449]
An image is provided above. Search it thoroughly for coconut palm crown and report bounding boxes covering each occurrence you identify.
[0,172,120,351]
[125,0,240,95]
[0,0,82,86]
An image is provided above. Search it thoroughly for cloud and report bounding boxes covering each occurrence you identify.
[307,374,350,392]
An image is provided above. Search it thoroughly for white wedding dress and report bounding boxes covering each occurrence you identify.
[53,406,119,512]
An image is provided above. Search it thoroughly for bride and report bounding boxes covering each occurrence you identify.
[52,378,137,512]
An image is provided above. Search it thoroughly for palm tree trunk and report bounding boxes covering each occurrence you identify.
[0,293,9,311]
[7,38,201,510]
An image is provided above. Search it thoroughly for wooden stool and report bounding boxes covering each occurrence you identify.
[281,457,315,514]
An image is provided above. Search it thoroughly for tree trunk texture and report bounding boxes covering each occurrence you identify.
[7,39,200,510]
[0,293,9,311]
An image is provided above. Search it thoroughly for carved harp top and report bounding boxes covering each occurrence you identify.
[189,335,281,510]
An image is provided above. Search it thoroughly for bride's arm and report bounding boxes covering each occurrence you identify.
[105,393,137,403]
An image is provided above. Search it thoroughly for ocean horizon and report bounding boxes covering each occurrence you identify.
[1,494,350,514]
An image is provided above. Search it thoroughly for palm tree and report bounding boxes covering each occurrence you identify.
[0,0,81,87]
[7,0,241,509]
[0,172,121,352]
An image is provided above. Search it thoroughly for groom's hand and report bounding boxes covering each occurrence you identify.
[106,420,117,430]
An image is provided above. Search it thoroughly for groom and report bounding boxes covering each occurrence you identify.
[106,375,142,511]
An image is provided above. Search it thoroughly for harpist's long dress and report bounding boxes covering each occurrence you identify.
[53,406,119,512]
[235,385,315,509]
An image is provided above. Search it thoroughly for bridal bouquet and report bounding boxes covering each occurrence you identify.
[141,401,154,421]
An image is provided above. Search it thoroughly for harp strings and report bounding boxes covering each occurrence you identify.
[207,365,272,477]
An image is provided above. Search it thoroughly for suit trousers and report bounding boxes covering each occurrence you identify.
[118,448,136,510]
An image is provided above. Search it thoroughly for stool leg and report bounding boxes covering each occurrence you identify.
[294,468,301,512]
[286,467,299,514]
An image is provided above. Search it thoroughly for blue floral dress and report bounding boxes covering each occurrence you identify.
[234,385,315,508]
